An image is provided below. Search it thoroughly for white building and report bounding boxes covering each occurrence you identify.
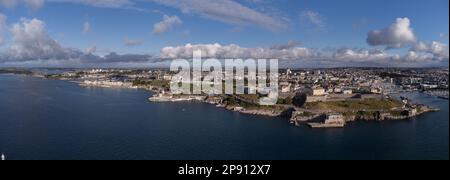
[343,89,353,95]
[313,88,326,96]
[281,84,291,93]
[163,75,173,81]
[371,88,382,94]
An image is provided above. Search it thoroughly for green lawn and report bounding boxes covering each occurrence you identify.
[305,99,402,111]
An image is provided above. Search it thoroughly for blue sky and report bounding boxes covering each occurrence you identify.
[0,0,448,67]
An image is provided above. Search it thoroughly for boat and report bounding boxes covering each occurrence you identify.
[1,153,5,160]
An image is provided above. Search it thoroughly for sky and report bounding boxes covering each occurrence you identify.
[0,0,448,68]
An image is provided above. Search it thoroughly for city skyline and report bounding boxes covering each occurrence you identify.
[0,0,448,68]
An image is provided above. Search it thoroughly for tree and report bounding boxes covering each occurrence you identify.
[293,93,307,107]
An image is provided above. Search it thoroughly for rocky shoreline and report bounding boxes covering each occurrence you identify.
[290,106,440,128]
[149,93,284,117]
[226,107,282,117]
[79,81,441,128]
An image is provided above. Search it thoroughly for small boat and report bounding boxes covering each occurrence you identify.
[1,153,5,160]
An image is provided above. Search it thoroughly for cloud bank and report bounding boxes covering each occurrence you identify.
[160,43,313,60]
[159,42,448,66]
[411,41,449,60]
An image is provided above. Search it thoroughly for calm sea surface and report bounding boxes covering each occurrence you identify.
[0,74,448,160]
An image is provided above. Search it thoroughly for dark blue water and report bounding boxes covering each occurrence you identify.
[0,75,448,160]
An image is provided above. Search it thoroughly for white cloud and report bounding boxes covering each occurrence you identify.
[270,40,301,50]
[0,17,159,65]
[367,17,448,61]
[99,52,152,62]
[1,0,136,10]
[326,47,448,63]
[3,18,81,62]
[429,41,449,59]
[83,21,91,34]
[230,27,243,33]
[331,48,401,63]
[124,38,144,46]
[0,0,44,10]
[153,15,182,35]
[0,13,6,45]
[77,0,133,8]
[182,29,190,36]
[148,0,287,31]
[367,17,417,48]
[411,41,428,52]
[411,41,449,60]
[300,10,326,30]
[3,0,287,32]
[0,13,446,67]
[403,51,433,62]
[85,45,96,54]
[24,0,43,10]
[48,0,134,8]
[0,0,17,8]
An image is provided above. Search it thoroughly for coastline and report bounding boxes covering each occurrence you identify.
[1,73,448,160]
[149,93,284,117]
[147,90,441,128]
[1,72,443,129]
[44,75,447,126]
